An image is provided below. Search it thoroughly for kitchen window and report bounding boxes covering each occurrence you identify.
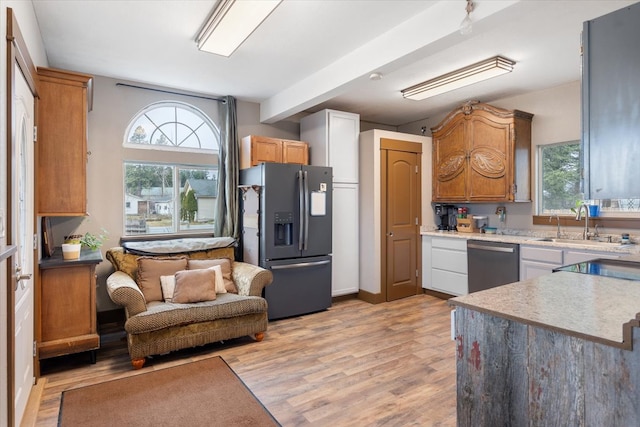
[538,141,640,216]
[123,101,219,235]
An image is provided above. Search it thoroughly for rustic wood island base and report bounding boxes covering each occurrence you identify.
[449,272,640,426]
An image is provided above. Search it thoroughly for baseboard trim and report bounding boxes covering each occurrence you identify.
[21,377,47,427]
[357,289,385,304]
[422,288,455,300]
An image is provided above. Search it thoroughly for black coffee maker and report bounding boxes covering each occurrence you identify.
[434,204,457,231]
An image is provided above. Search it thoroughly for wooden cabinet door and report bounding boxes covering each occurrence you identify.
[282,141,309,165]
[467,114,511,201]
[432,116,467,201]
[39,264,99,359]
[37,68,91,216]
[251,136,282,166]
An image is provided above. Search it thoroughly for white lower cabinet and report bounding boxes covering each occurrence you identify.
[423,236,468,296]
[563,249,620,264]
[521,244,622,280]
[332,183,359,296]
[520,246,564,280]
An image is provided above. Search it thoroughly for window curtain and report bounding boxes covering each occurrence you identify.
[215,96,239,239]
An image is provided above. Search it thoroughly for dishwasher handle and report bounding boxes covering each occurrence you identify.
[467,243,515,253]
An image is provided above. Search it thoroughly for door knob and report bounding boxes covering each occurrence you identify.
[14,266,32,290]
[387,232,394,237]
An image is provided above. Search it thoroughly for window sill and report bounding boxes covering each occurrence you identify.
[533,215,640,230]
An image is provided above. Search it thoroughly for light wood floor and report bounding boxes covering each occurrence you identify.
[35,294,456,426]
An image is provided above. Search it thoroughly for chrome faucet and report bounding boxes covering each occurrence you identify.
[549,214,561,238]
[575,203,590,240]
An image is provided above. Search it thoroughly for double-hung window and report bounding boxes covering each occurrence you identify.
[123,101,219,235]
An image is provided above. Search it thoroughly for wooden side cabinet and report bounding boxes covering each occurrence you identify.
[38,249,102,362]
[431,102,533,203]
[241,135,308,169]
[37,67,93,216]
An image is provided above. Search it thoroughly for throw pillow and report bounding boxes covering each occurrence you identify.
[172,269,217,303]
[188,246,235,260]
[106,248,140,280]
[188,258,237,293]
[160,275,176,303]
[136,256,188,302]
[210,265,227,294]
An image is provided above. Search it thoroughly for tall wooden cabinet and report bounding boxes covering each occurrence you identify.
[301,110,359,297]
[240,135,308,169]
[37,67,93,216]
[431,102,533,203]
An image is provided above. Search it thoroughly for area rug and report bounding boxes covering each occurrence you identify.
[58,356,280,426]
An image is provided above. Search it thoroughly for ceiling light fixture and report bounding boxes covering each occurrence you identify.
[401,56,515,101]
[460,0,474,35]
[197,0,282,57]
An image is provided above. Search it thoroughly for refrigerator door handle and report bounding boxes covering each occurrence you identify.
[303,170,309,251]
[298,170,305,251]
[270,260,331,270]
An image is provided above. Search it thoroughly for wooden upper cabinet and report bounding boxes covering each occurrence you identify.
[241,135,308,169]
[431,102,533,203]
[37,67,93,216]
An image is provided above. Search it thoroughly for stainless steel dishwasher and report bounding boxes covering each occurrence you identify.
[467,239,520,293]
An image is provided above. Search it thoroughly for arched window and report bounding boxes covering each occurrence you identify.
[122,101,219,235]
[124,101,219,152]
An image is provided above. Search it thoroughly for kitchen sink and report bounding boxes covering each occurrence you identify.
[537,237,632,248]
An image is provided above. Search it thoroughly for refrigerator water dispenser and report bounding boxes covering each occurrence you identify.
[274,211,293,246]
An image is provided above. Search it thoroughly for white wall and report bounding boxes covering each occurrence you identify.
[1,3,48,425]
[49,75,300,311]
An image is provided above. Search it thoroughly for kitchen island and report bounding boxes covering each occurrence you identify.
[449,271,640,426]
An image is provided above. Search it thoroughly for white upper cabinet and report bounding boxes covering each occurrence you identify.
[300,109,359,183]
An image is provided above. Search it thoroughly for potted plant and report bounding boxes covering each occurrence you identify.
[62,234,83,260]
[62,229,108,259]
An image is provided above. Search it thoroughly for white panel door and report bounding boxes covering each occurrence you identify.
[13,63,35,426]
[332,183,359,296]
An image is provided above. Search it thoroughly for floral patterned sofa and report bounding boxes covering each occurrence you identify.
[105,238,272,369]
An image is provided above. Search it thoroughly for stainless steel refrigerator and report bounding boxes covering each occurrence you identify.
[240,163,332,320]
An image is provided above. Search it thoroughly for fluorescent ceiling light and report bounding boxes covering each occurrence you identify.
[402,56,515,101]
[197,0,281,57]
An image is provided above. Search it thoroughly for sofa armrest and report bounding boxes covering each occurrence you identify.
[106,271,147,316]
[232,262,273,297]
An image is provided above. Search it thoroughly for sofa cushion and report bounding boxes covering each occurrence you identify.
[160,275,176,303]
[161,267,226,303]
[106,246,236,280]
[172,269,217,303]
[188,259,237,293]
[124,293,268,335]
[137,257,188,302]
[106,249,140,280]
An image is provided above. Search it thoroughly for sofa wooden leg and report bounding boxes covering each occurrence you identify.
[131,358,146,369]
[254,332,265,342]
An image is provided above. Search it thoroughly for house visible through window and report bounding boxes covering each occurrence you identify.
[123,101,219,235]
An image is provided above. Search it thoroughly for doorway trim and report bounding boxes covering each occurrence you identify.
[6,7,39,427]
[380,138,422,302]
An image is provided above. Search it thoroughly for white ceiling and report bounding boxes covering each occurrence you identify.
[32,0,636,127]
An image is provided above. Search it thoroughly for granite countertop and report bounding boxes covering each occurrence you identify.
[449,271,640,349]
[421,229,638,254]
